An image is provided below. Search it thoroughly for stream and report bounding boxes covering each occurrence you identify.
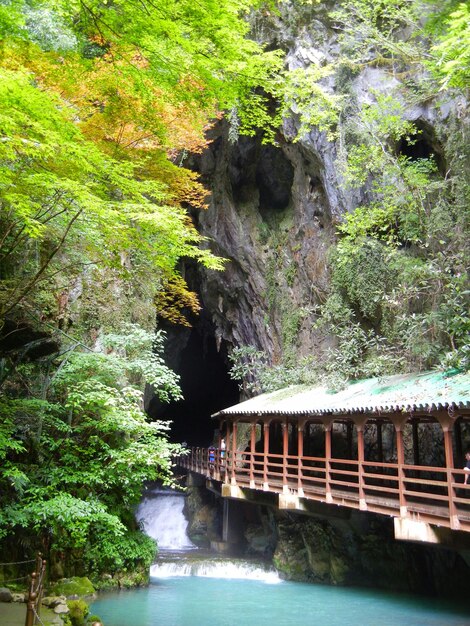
[90,489,470,626]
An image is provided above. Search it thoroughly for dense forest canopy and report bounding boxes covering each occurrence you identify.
[0,0,285,580]
[0,0,469,581]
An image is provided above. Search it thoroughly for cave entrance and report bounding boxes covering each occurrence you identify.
[397,122,446,175]
[149,328,240,446]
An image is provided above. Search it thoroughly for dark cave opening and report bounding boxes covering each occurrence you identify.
[228,137,294,217]
[397,123,446,175]
[399,135,434,161]
[148,328,240,446]
[256,145,294,216]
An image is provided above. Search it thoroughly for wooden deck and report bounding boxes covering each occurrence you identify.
[178,448,470,532]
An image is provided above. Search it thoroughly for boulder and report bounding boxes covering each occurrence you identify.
[42,595,67,608]
[0,587,13,602]
[48,577,96,599]
[53,603,70,614]
[12,593,26,603]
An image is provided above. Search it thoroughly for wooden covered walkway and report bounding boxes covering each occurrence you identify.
[179,370,470,537]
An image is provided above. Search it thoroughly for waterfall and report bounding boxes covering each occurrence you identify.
[136,486,280,584]
[136,488,195,551]
[150,558,281,584]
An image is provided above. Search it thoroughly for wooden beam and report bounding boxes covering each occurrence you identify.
[325,424,332,503]
[249,420,256,488]
[412,419,420,466]
[263,422,270,491]
[282,418,289,493]
[395,426,407,517]
[231,421,238,486]
[443,426,459,530]
[377,421,383,463]
[357,426,367,510]
[298,421,304,497]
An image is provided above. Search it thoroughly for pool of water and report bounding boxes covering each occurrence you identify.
[91,577,470,626]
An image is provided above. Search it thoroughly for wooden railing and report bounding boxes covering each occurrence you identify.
[25,553,46,626]
[178,448,470,532]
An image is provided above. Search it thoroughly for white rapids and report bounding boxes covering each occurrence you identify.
[150,559,281,584]
[135,489,195,551]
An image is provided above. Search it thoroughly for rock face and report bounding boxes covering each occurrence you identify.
[185,478,222,547]
[184,5,345,362]
[175,1,459,376]
[190,123,336,363]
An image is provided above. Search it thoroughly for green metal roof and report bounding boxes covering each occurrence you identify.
[213,370,470,419]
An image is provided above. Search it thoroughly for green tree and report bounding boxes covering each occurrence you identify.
[0,326,182,576]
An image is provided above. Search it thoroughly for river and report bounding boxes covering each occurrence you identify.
[90,489,470,626]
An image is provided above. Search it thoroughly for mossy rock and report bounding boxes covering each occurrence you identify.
[49,577,96,599]
[67,599,89,626]
[330,555,349,585]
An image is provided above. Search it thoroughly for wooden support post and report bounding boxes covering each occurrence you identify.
[297,422,304,497]
[443,426,459,530]
[455,418,463,467]
[249,421,256,488]
[224,423,231,484]
[282,419,289,493]
[357,427,367,510]
[217,421,223,477]
[412,419,420,466]
[377,421,383,463]
[395,427,407,517]
[25,554,46,626]
[346,422,353,459]
[263,422,270,491]
[325,424,332,503]
[25,573,36,626]
[222,499,229,543]
[231,421,238,485]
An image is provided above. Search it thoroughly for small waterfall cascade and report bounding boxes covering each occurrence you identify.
[136,486,281,583]
[150,557,281,583]
[136,488,195,551]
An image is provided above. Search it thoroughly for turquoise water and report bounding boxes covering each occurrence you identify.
[91,577,470,626]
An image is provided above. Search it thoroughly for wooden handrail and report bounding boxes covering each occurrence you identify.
[25,554,46,626]
[179,447,470,532]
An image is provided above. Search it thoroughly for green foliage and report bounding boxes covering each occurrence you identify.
[50,577,95,597]
[228,344,318,394]
[331,238,395,320]
[0,325,183,573]
[233,0,469,387]
[282,65,343,140]
[0,0,287,329]
[56,325,182,403]
[318,0,470,377]
[67,599,89,626]
[0,66,223,322]
[330,0,423,67]
[430,2,470,89]
[84,529,156,575]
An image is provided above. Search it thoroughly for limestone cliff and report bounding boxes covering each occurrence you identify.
[178,0,462,377]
